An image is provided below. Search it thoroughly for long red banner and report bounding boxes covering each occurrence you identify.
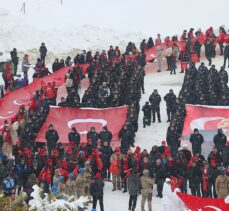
[35,106,128,144]
[0,66,72,129]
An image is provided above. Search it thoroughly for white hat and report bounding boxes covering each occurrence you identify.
[166,178,170,183]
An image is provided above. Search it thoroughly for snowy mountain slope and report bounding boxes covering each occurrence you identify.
[1,0,229,55]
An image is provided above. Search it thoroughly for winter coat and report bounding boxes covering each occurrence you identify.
[68,131,80,146]
[156,46,163,62]
[39,46,47,57]
[224,45,229,57]
[213,134,227,151]
[155,165,166,183]
[188,166,202,187]
[189,133,204,154]
[90,178,104,197]
[149,93,161,109]
[45,129,59,147]
[164,93,176,109]
[75,173,86,197]
[215,175,229,198]
[142,104,151,117]
[99,130,113,145]
[127,173,140,195]
[87,131,99,148]
[100,145,113,167]
[222,146,229,166]
[109,153,121,176]
[140,175,153,196]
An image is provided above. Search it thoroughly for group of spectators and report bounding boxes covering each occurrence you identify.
[0,25,228,211]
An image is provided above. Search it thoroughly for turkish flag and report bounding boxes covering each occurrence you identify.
[182,104,229,136]
[35,106,128,145]
[177,192,229,211]
[0,66,72,130]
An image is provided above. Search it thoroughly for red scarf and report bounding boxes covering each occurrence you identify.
[3,130,12,145]
[202,168,208,192]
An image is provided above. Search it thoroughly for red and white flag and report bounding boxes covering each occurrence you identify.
[177,192,229,211]
[183,104,229,136]
[35,106,128,144]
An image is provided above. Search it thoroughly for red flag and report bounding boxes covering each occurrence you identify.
[170,176,178,192]
[35,106,128,144]
[182,104,229,136]
[0,66,71,130]
[177,192,229,211]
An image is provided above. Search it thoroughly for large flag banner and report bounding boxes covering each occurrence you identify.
[182,104,229,155]
[177,192,229,211]
[0,66,72,130]
[35,106,128,144]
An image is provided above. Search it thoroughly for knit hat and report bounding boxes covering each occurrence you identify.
[162,140,166,145]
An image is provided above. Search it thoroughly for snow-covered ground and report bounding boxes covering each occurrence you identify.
[1,0,229,210]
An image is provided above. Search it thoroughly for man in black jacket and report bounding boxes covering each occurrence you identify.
[154,159,166,198]
[90,172,104,211]
[189,128,204,155]
[45,124,59,157]
[213,129,227,154]
[223,42,229,68]
[39,42,47,64]
[68,127,80,148]
[87,127,99,148]
[188,162,201,196]
[149,89,161,123]
[164,89,176,122]
[142,101,152,128]
[10,48,19,75]
[99,126,113,146]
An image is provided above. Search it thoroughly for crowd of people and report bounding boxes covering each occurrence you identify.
[0,25,229,211]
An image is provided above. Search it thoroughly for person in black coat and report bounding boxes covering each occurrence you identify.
[90,172,104,211]
[52,58,60,72]
[142,101,152,128]
[166,126,180,158]
[39,42,47,64]
[154,159,166,198]
[213,129,227,154]
[164,89,176,122]
[45,124,59,157]
[99,141,113,180]
[149,89,161,123]
[204,38,213,66]
[119,125,132,154]
[10,48,19,75]
[223,42,229,68]
[189,128,204,155]
[222,142,229,167]
[188,162,201,196]
[147,37,154,49]
[99,126,113,146]
[127,169,140,211]
[87,127,99,148]
[68,127,80,148]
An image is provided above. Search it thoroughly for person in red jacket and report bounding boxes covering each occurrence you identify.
[218,26,226,55]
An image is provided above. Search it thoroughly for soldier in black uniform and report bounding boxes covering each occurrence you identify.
[142,101,152,128]
[164,89,176,122]
[149,89,161,123]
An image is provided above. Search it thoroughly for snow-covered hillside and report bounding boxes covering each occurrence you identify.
[1,0,229,54]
